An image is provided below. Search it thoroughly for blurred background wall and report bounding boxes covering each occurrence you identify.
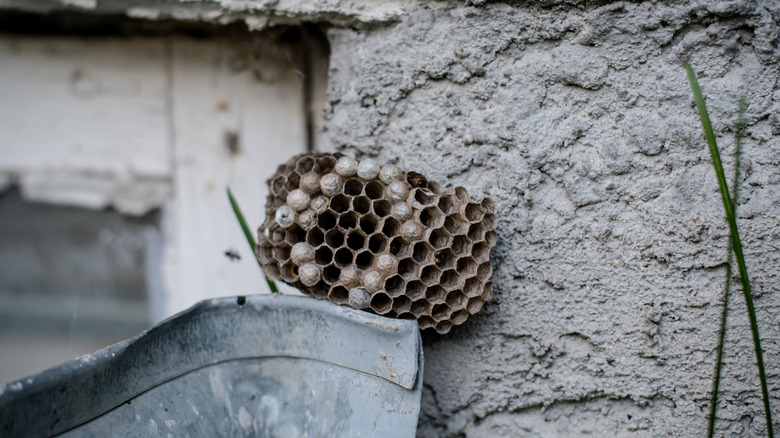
[0,14,329,382]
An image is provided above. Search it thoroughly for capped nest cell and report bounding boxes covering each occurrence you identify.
[257,152,497,334]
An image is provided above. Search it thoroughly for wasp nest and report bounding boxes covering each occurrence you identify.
[257,153,497,334]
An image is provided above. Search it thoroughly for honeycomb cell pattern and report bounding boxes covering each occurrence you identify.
[257,152,497,334]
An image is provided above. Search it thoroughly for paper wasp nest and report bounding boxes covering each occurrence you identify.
[257,152,497,334]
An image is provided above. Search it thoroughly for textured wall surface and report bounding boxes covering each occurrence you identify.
[0,0,417,29]
[320,1,780,436]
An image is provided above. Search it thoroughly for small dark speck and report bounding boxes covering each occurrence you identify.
[225,131,240,156]
[237,296,246,305]
[627,414,633,420]
[224,249,241,261]
[250,394,256,401]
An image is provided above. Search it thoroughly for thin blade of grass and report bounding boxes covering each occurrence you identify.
[708,261,731,437]
[707,95,746,437]
[686,64,773,437]
[227,187,278,293]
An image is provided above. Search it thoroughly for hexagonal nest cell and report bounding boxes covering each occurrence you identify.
[257,152,497,334]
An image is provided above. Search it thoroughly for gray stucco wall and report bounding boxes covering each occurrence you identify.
[2,0,778,436]
[320,2,780,436]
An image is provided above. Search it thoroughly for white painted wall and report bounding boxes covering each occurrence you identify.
[0,37,170,214]
[0,34,307,323]
[162,37,305,319]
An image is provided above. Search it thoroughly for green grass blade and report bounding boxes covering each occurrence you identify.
[686,64,773,437]
[707,96,745,437]
[708,261,731,437]
[227,187,279,293]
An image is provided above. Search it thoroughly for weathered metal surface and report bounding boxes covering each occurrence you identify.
[0,294,423,437]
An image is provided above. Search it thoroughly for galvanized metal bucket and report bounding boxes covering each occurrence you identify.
[0,294,423,437]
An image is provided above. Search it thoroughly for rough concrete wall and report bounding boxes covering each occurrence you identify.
[321,1,780,436]
[0,0,417,29]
